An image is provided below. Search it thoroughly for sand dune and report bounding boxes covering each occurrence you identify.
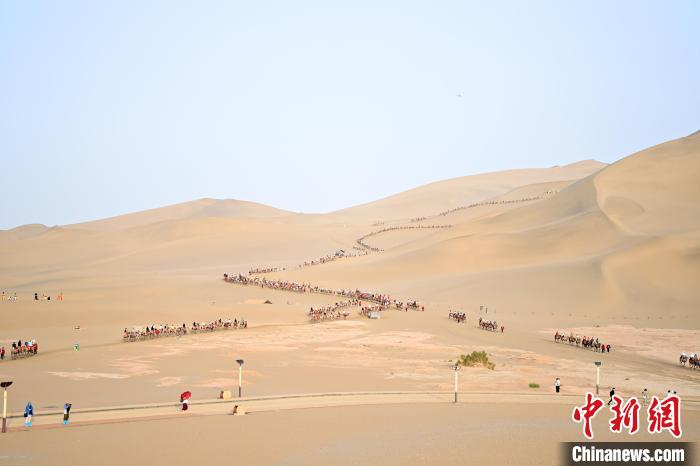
[279,132,699,325]
[0,161,604,286]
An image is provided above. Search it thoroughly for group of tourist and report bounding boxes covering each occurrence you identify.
[246,251,373,276]
[301,250,370,268]
[478,318,503,332]
[0,292,64,302]
[122,318,246,342]
[191,318,247,332]
[553,332,611,352]
[355,225,454,252]
[248,267,284,275]
[437,191,559,217]
[22,402,72,427]
[396,300,422,311]
[223,273,422,311]
[1,291,19,302]
[448,311,467,323]
[33,292,63,301]
[359,303,386,317]
[0,339,38,361]
[679,352,698,369]
[224,274,308,293]
[308,300,358,321]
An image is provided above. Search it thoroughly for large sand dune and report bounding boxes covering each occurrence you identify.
[281,132,700,325]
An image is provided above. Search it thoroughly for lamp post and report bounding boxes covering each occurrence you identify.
[594,361,602,395]
[1,381,12,433]
[453,362,461,403]
[236,359,245,397]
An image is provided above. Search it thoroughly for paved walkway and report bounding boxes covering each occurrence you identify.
[4,391,699,432]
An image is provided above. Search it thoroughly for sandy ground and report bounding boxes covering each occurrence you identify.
[1,133,699,464]
[1,402,698,466]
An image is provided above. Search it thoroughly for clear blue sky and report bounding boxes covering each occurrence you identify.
[1,1,698,229]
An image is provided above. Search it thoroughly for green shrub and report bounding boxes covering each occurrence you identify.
[528,383,540,388]
[458,351,495,370]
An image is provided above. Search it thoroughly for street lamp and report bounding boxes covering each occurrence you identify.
[236,359,245,397]
[1,381,12,433]
[453,362,461,403]
[594,361,602,395]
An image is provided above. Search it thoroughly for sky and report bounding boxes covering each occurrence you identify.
[1,1,698,229]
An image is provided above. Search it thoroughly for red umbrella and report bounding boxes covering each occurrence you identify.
[180,391,191,400]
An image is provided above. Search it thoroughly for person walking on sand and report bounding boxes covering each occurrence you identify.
[608,388,615,405]
[642,388,648,407]
[555,378,561,393]
[24,402,33,427]
[63,403,72,425]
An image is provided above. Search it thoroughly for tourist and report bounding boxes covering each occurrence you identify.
[608,387,615,405]
[24,402,33,427]
[181,395,189,411]
[63,403,72,425]
[555,377,561,393]
[642,388,648,407]
[0,346,4,360]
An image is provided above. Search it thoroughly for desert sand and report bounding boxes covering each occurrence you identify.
[0,132,699,465]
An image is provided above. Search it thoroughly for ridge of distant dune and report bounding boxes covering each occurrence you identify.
[331,161,606,222]
[0,223,50,241]
[63,198,295,232]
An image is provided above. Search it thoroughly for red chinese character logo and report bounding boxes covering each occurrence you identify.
[647,395,682,438]
[609,395,640,434]
[572,392,604,439]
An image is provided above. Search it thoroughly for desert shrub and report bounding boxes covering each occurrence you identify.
[458,351,495,370]
[529,383,540,388]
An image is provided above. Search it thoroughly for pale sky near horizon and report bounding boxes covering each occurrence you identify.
[1,1,698,229]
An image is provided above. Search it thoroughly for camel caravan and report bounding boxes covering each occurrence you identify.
[300,249,369,268]
[248,267,284,275]
[553,331,611,353]
[448,311,467,323]
[308,300,359,322]
[122,318,247,343]
[1,339,38,361]
[436,190,559,217]
[222,273,424,311]
[679,352,699,370]
[355,225,454,252]
[359,303,385,318]
[478,318,503,333]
